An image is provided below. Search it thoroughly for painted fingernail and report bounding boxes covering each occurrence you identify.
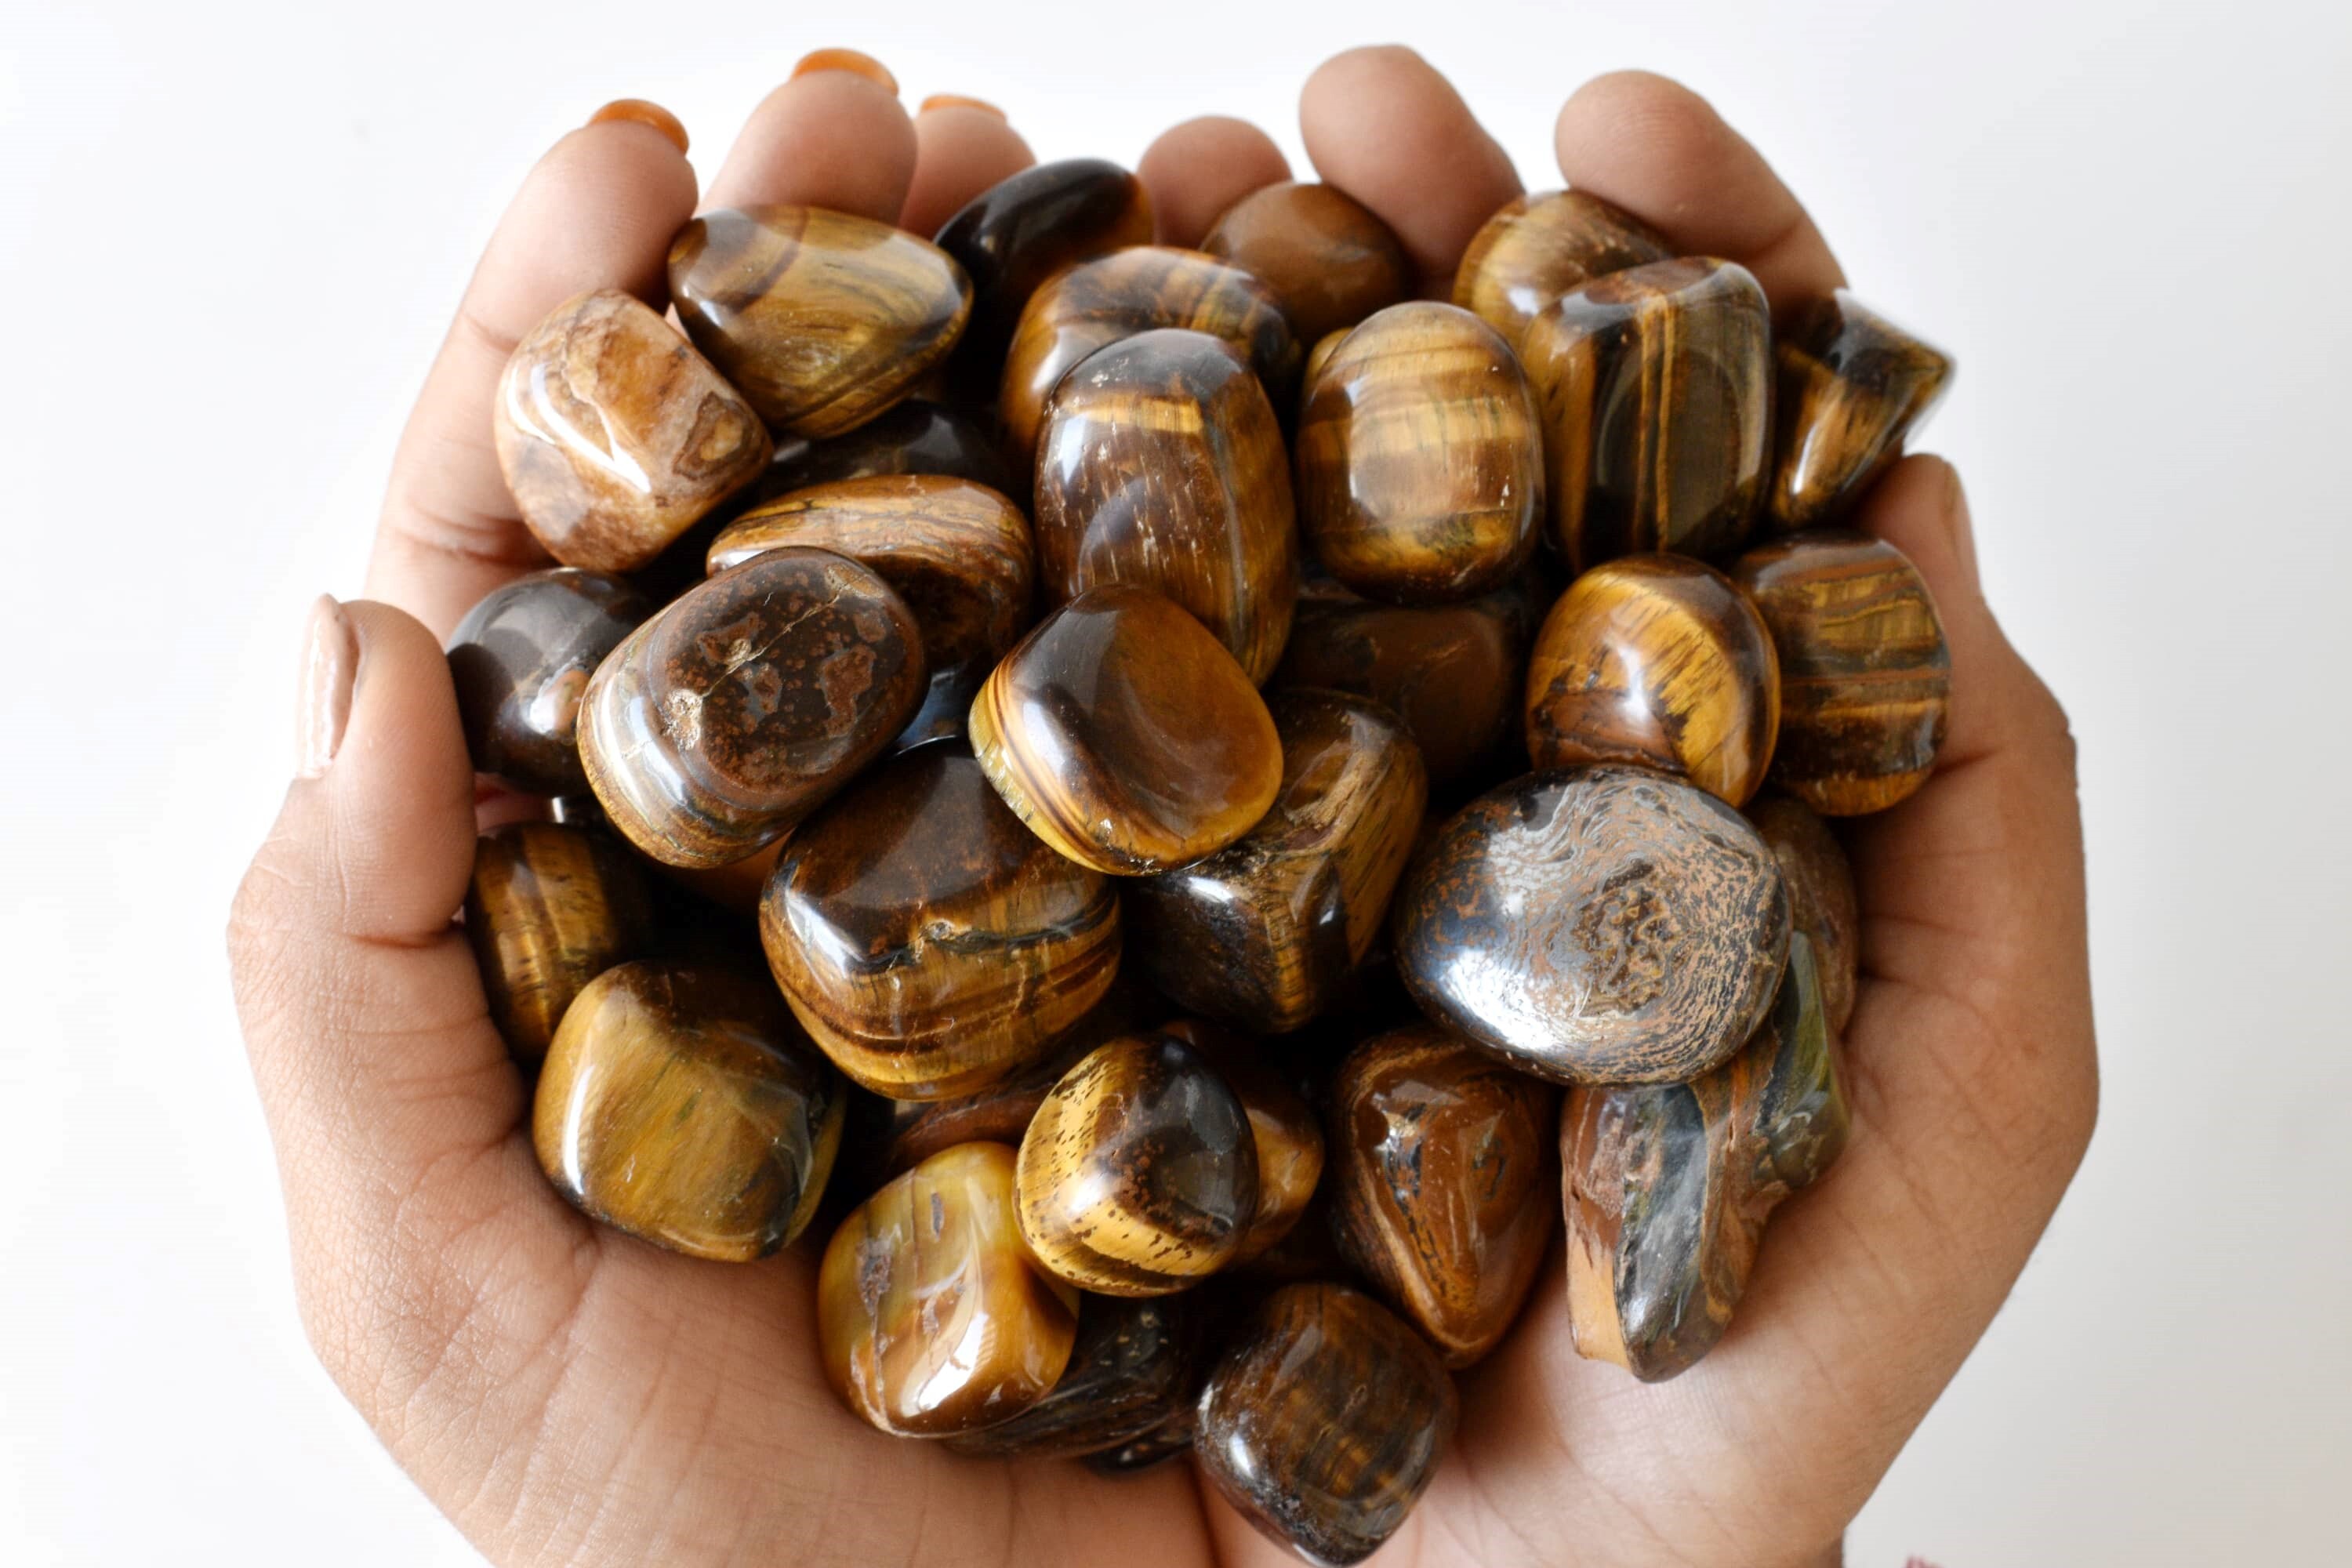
[297,595,358,780]
[793,49,897,96]
[588,98,689,155]
[919,93,1004,119]
[1942,461,1982,596]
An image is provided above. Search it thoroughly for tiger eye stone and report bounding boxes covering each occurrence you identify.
[578,549,925,867]
[1199,181,1413,347]
[1521,257,1773,572]
[465,821,652,1060]
[533,960,845,1260]
[1128,692,1426,1033]
[1746,795,1860,1033]
[1085,1405,1195,1474]
[817,1142,1081,1436]
[1196,1282,1457,1567]
[1034,328,1298,684]
[1393,765,1790,1085]
[1453,189,1672,350]
[970,584,1283,875]
[492,290,771,574]
[1015,1033,1261,1294]
[1273,577,1541,796]
[1329,1024,1559,1367]
[935,158,1156,374]
[668,205,971,437]
[760,743,1120,1100]
[1158,1019,1327,1263]
[708,475,1035,747]
[750,397,1018,506]
[1730,530,1951,815]
[944,1295,1200,1459]
[999,245,1298,461]
[1767,292,1954,532]
[1296,302,1543,605]
[447,567,651,795]
[1564,932,1849,1381]
[1524,555,1780,806]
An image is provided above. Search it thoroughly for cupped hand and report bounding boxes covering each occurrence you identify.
[227,46,2095,1568]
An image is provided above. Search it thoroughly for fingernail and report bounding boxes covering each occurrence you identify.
[297,596,358,779]
[1941,461,1982,595]
[919,93,1004,119]
[587,98,689,155]
[792,49,897,96]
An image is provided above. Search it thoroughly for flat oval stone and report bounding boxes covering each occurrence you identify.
[1392,765,1790,1084]
[1128,691,1427,1033]
[816,1142,1080,1436]
[999,245,1298,461]
[1453,189,1671,349]
[1328,1023,1559,1367]
[1159,1018,1327,1264]
[1296,303,1543,606]
[1524,554,1780,806]
[1730,529,1951,815]
[1199,180,1412,347]
[1564,932,1849,1381]
[1035,328,1298,684]
[447,567,651,795]
[578,548,925,866]
[533,960,844,1260]
[1016,1032,1260,1294]
[1521,257,1773,572]
[1748,794,1860,1033]
[943,1295,1199,1460]
[493,290,771,574]
[708,474,1035,747]
[1767,291,1955,532]
[465,820,651,1060]
[935,157,1155,372]
[669,205,971,437]
[760,742,1120,1100]
[970,584,1283,875]
[1195,1282,1457,1566]
[750,397,1018,506]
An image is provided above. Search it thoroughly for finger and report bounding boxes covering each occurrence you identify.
[370,113,699,638]
[702,49,917,220]
[1137,115,1290,248]
[1553,71,1843,309]
[1298,45,1523,292]
[900,96,1035,236]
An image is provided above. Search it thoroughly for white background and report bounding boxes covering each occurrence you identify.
[4,0,2347,1563]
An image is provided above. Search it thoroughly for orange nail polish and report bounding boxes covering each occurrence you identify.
[297,595,358,780]
[920,93,1005,119]
[587,98,689,154]
[792,49,898,96]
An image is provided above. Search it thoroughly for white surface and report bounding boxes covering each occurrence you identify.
[3,0,2347,1562]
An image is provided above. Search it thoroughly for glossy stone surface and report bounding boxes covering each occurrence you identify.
[944,1295,1199,1459]
[817,1142,1080,1436]
[1329,1023,1559,1367]
[1084,1405,1194,1474]
[750,397,1018,506]
[1128,691,1427,1033]
[970,584,1283,875]
[1393,765,1790,1085]
[1748,795,1860,1034]
[1767,292,1954,532]
[669,205,971,437]
[708,475,1034,747]
[465,821,651,1060]
[1035,328,1298,683]
[1296,303,1543,605]
[760,743,1120,1100]
[533,960,844,1260]
[1564,932,1849,1381]
[1273,577,1541,797]
[1453,189,1671,349]
[999,245,1298,460]
[1199,181,1412,347]
[492,290,771,574]
[935,158,1156,372]
[1730,530,1951,815]
[1159,1019,1327,1264]
[1521,257,1773,572]
[1196,1283,1457,1566]
[1015,1033,1260,1294]
[579,549,925,867]
[1524,555,1780,806]
[447,567,651,795]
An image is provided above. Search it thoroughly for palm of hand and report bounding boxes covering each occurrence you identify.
[230,48,2093,1568]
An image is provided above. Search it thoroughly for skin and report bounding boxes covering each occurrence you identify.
[227,47,2095,1568]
